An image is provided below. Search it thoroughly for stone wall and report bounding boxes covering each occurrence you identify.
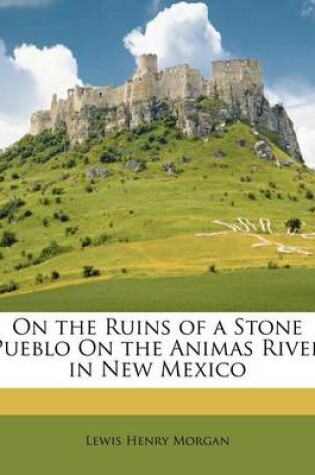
[212,59,263,98]
[30,110,52,135]
[30,55,265,137]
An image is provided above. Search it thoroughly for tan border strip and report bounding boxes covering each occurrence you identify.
[0,389,315,415]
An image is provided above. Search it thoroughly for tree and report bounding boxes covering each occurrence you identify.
[285,218,302,234]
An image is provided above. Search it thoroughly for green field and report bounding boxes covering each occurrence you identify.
[1,268,314,311]
[0,119,315,302]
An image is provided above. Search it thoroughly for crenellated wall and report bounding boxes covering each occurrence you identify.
[30,54,264,138]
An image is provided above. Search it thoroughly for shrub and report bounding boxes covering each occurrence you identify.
[140,142,151,151]
[40,198,51,206]
[0,231,17,247]
[93,233,110,246]
[157,136,168,145]
[285,218,302,234]
[81,236,92,248]
[52,187,65,196]
[208,264,218,274]
[85,184,94,193]
[33,241,67,265]
[305,190,314,200]
[0,281,19,295]
[100,151,118,164]
[0,198,25,220]
[24,210,33,218]
[51,270,60,281]
[65,226,78,237]
[35,273,45,285]
[82,266,101,278]
[247,192,256,201]
[32,183,42,192]
[63,157,77,169]
[53,211,70,222]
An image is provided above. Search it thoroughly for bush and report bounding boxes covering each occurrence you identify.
[0,281,19,295]
[285,218,302,234]
[157,136,168,145]
[93,233,110,246]
[24,210,33,218]
[33,241,67,265]
[0,198,25,220]
[51,270,60,281]
[240,176,252,183]
[53,211,70,222]
[81,236,92,248]
[32,183,42,192]
[247,192,256,201]
[305,190,314,200]
[52,187,65,196]
[35,273,45,285]
[85,184,94,193]
[100,151,118,164]
[82,266,101,278]
[63,157,77,169]
[65,226,79,237]
[0,231,17,247]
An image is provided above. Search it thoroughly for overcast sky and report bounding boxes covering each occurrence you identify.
[0,0,315,166]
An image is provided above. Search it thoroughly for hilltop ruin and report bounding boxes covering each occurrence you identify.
[30,54,302,162]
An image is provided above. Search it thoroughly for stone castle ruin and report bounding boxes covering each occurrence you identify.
[30,54,302,162]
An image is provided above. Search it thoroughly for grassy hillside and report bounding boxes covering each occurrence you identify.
[1,268,315,312]
[0,118,314,299]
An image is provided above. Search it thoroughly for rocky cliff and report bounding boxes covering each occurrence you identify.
[52,94,302,163]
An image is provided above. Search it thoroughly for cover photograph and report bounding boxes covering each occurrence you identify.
[0,0,314,473]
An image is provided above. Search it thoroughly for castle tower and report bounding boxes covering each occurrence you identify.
[137,54,158,76]
[211,59,264,124]
[212,59,263,98]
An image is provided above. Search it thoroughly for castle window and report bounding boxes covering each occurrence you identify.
[99,92,103,97]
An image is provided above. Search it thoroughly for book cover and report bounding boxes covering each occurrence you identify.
[0,1,314,473]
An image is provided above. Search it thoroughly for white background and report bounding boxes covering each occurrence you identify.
[0,313,314,388]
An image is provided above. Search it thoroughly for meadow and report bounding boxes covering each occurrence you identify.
[0,268,314,311]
